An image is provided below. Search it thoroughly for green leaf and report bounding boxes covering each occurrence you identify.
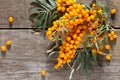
[69,69,75,80]
[30,2,41,7]
[52,32,59,42]
[91,53,98,65]
[48,51,57,57]
[80,51,85,73]
[36,0,53,9]
[43,12,49,30]
[86,35,94,38]
[84,3,91,9]
[47,45,58,53]
[29,13,38,18]
[29,0,58,30]
[58,17,62,25]
[94,42,99,50]
[64,16,78,25]
[60,32,65,43]
[85,53,89,76]
[48,0,56,7]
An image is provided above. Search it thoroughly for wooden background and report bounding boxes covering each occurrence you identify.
[0,0,120,80]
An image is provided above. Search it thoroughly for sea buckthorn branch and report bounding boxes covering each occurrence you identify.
[45,1,118,78]
[29,0,119,79]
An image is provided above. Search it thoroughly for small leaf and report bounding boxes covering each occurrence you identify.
[47,45,58,53]
[91,53,98,65]
[48,51,58,57]
[64,16,78,25]
[48,0,56,7]
[69,69,75,80]
[52,32,59,42]
[29,0,58,30]
[94,42,99,50]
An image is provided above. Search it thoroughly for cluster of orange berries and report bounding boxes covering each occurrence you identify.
[57,0,76,12]
[92,44,111,60]
[54,27,85,68]
[108,31,117,41]
[46,20,59,40]
[46,0,117,69]
[1,40,12,52]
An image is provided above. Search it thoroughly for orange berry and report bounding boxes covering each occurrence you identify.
[76,37,82,42]
[73,45,77,49]
[66,53,69,57]
[70,45,73,49]
[98,9,102,14]
[73,34,77,39]
[111,31,115,35]
[48,28,52,31]
[62,60,67,64]
[62,0,67,2]
[54,64,59,69]
[66,8,70,12]
[92,4,96,7]
[110,37,114,41]
[61,7,65,12]
[78,14,82,18]
[81,10,86,15]
[64,56,67,60]
[60,53,65,58]
[79,18,83,24]
[108,33,112,37]
[66,36,71,41]
[58,59,63,64]
[57,0,62,3]
[66,47,70,51]
[76,30,80,34]
[6,40,12,46]
[46,31,52,36]
[76,9,80,13]
[57,3,61,7]
[98,49,103,55]
[75,19,79,24]
[69,6,73,11]
[75,41,79,45]
[66,43,70,47]
[90,15,95,20]
[105,44,110,50]
[111,9,116,14]
[69,54,74,58]
[86,17,91,22]
[57,7,62,11]
[69,11,74,16]
[1,46,7,52]
[68,50,73,54]
[86,9,90,14]
[41,70,46,76]
[79,33,84,38]
[84,14,89,18]
[105,55,111,60]
[113,34,117,39]
[67,59,71,63]
[66,1,71,6]
[70,26,74,29]
[49,37,53,41]
[8,17,14,23]
[69,20,73,25]
[92,48,97,53]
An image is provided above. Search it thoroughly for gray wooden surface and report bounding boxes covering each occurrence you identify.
[0,0,120,80]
